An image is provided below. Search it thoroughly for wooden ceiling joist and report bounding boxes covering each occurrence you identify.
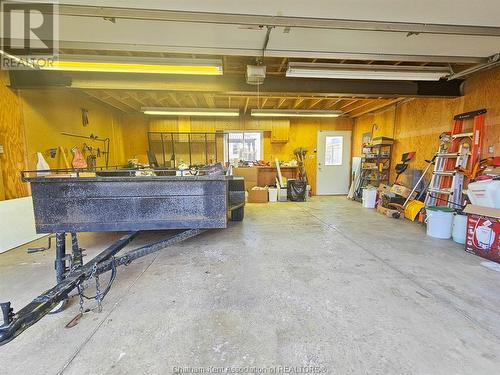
[188,94,199,107]
[79,88,413,118]
[342,99,379,115]
[168,93,182,107]
[104,90,138,111]
[293,98,305,109]
[350,98,404,118]
[327,98,345,109]
[84,91,132,113]
[244,97,250,114]
[337,99,359,110]
[307,98,323,109]
[204,94,215,108]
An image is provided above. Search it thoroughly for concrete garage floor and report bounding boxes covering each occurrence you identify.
[1,196,500,374]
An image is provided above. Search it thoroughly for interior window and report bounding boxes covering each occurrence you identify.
[225,132,262,162]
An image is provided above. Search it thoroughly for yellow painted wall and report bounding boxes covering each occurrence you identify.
[265,118,353,194]
[352,66,500,185]
[140,116,354,194]
[121,114,149,164]
[0,70,29,200]
[21,89,126,170]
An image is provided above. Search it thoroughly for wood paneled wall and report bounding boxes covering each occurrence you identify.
[0,70,29,200]
[352,66,500,185]
[20,89,127,170]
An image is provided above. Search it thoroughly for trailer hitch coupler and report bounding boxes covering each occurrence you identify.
[0,302,14,327]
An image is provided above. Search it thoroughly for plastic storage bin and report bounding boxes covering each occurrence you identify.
[268,187,278,202]
[362,188,377,208]
[452,213,467,244]
[426,206,454,239]
[467,179,500,208]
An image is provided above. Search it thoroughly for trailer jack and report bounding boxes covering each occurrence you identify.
[0,229,204,346]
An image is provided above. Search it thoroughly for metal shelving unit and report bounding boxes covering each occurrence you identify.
[148,132,225,168]
[355,143,393,200]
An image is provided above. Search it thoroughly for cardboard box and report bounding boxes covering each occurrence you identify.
[376,203,400,218]
[377,184,392,194]
[371,136,394,145]
[390,184,416,200]
[248,187,268,203]
[463,205,500,263]
[362,162,378,170]
[233,167,258,191]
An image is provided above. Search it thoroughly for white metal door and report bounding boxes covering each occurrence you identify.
[316,131,352,195]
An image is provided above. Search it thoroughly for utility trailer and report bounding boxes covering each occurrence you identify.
[0,167,245,345]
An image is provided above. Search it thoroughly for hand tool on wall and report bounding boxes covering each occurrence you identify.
[61,132,110,168]
[394,152,416,184]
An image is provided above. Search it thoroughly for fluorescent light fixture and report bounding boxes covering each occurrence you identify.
[251,109,342,118]
[142,107,240,117]
[286,62,450,81]
[42,55,223,75]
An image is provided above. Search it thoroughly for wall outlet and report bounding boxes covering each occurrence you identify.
[488,145,495,154]
[0,145,4,154]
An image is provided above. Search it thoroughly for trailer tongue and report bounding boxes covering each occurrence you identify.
[0,167,245,346]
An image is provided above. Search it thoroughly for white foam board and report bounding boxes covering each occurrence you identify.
[0,197,44,253]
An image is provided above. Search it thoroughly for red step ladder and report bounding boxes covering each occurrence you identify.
[425,109,486,208]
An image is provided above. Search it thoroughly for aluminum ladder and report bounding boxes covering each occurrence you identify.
[425,109,486,208]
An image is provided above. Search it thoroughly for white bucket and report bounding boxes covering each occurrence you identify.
[426,207,454,239]
[452,214,467,244]
[268,188,278,202]
[362,188,377,208]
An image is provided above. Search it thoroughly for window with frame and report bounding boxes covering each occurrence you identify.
[324,136,343,166]
[224,132,262,163]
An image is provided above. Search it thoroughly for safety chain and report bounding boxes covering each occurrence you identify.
[77,283,85,314]
[74,259,117,315]
[93,263,103,313]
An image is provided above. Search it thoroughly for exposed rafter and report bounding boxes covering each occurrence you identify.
[293,98,305,109]
[84,91,132,113]
[168,93,182,107]
[204,94,215,108]
[342,99,379,114]
[76,90,436,119]
[350,98,405,117]
[244,97,250,114]
[307,98,323,109]
[338,99,358,110]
